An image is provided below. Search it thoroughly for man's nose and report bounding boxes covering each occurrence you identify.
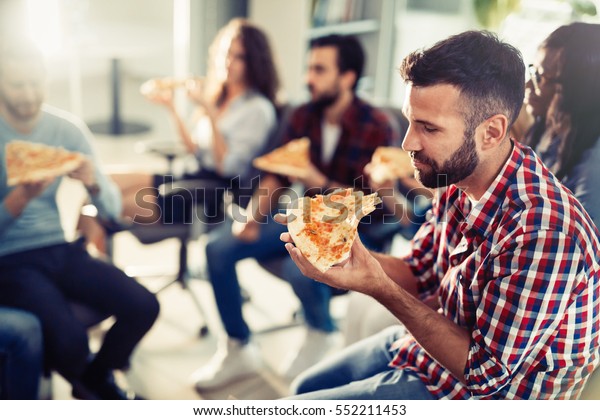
[401,125,420,152]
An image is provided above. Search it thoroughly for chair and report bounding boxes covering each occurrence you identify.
[92,104,293,338]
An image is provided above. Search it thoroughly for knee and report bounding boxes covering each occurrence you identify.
[2,310,43,356]
[130,289,160,330]
[283,260,325,299]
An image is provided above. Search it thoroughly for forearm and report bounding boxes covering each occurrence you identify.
[2,189,30,218]
[370,251,420,296]
[208,113,228,172]
[373,277,471,384]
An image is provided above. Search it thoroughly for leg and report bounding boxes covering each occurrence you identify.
[0,307,43,400]
[0,267,91,381]
[205,218,288,341]
[193,218,289,390]
[281,257,335,332]
[57,241,159,373]
[110,172,155,221]
[287,325,432,399]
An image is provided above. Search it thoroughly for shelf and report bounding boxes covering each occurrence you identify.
[308,19,380,39]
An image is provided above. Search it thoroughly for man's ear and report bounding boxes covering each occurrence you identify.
[480,114,509,150]
[340,70,357,91]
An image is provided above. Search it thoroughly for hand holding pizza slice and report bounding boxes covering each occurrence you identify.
[286,188,381,273]
[5,140,85,186]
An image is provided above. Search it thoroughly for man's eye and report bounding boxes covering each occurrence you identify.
[423,126,437,133]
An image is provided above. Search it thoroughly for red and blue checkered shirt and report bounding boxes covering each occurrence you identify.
[392,141,600,399]
[281,97,396,190]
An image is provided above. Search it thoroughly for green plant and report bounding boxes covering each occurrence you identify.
[474,0,522,28]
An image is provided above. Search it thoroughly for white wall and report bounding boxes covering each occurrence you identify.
[249,0,311,103]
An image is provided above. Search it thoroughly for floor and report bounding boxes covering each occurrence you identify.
[47,69,352,400]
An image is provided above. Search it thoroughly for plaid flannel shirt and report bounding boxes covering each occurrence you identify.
[392,141,600,399]
[281,97,395,191]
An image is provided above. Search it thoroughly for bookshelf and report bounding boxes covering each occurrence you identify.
[308,0,397,102]
[249,0,397,103]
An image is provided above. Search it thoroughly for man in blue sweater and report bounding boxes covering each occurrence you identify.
[0,40,159,399]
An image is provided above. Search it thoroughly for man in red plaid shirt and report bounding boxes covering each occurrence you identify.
[193,34,395,391]
[283,30,600,399]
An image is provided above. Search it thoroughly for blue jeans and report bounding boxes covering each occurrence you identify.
[286,325,434,400]
[0,307,43,399]
[205,216,336,341]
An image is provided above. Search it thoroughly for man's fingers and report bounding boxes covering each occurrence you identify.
[280,232,293,243]
[273,213,288,225]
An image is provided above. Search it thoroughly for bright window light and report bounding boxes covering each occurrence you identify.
[26,0,63,56]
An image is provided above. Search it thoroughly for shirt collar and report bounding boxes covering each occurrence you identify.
[458,140,523,238]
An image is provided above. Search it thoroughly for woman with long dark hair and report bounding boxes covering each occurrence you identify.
[524,22,600,225]
[80,19,281,251]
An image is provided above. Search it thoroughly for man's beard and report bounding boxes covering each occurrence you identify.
[0,92,41,121]
[412,128,479,189]
[308,85,340,110]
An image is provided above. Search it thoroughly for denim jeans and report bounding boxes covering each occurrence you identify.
[0,307,43,399]
[0,240,159,381]
[286,325,434,400]
[205,216,336,341]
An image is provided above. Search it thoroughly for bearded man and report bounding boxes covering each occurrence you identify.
[192,34,395,390]
[282,31,600,400]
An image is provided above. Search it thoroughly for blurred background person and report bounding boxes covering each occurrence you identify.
[0,39,159,400]
[194,34,395,391]
[78,18,280,254]
[0,306,43,399]
[523,22,600,227]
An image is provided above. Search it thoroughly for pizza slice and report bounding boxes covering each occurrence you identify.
[287,188,381,273]
[5,140,84,186]
[368,146,414,184]
[140,77,193,97]
[252,137,310,178]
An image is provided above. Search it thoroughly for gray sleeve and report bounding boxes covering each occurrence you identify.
[67,120,122,221]
[0,201,16,233]
[220,101,276,178]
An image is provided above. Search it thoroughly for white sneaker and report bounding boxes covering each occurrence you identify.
[280,328,340,380]
[191,337,263,391]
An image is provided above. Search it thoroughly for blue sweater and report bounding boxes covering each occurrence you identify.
[0,105,121,257]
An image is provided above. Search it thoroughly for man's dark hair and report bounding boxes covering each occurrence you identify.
[399,30,525,136]
[310,34,365,91]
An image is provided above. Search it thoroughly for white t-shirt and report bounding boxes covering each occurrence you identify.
[321,121,341,165]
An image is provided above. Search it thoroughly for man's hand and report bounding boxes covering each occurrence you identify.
[68,158,96,188]
[279,230,388,297]
[288,162,328,190]
[232,219,261,243]
[4,177,56,218]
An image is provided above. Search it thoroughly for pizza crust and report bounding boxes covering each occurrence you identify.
[287,188,381,272]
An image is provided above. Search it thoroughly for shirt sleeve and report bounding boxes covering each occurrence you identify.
[66,120,122,222]
[219,100,275,178]
[402,189,445,300]
[464,229,588,397]
[0,200,16,234]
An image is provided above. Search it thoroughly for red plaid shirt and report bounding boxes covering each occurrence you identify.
[281,97,395,190]
[392,141,600,399]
